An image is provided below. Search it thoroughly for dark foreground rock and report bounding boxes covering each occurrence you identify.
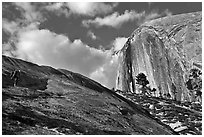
[2,55,176,135]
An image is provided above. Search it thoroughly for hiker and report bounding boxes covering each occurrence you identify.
[10,69,21,87]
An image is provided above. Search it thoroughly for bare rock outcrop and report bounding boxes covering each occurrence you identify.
[2,55,176,135]
[116,12,202,102]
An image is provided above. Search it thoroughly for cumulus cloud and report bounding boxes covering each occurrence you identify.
[3,3,172,89]
[2,2,121,89]
[2,18,41,57]
[16,29,109,75]
[14,2,44,23]
[82,10,145,28]
[67,2,118,17]
[2,2,45,57]
[2,3,41,42]
[3,2,43,32]
[83,9,173,28]
[112,37,128,52]
[2,19,20,35]
[90,36,128,87]
[44,2,118,17]
[45,2,70,17]
[87,30,97,40]
[2,19,20,56]
[90,55,119,88]
[12,29,118,88]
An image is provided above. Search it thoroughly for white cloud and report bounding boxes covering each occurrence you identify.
[13,29,119,88]
[67,2,118,17]
[2,19,19,35]
[90,37,128,88]
[3,2,173,89]
[16,29,110,75]
[44,2,118,17]
[2,2,45,58]
[14,2,44,23]
[87,30,97,40]
[83,9,173,28]
[90,55,119,88]
[2,2,121,89]
[3,3,42,35]
[112,37,128,52]
[82,10,145,28]
[45,2,70,17]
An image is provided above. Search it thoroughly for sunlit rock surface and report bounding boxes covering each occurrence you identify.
[116,12,202,102]
[2,55,176,135]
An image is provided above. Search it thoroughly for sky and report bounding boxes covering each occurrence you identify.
[2,2,202,89]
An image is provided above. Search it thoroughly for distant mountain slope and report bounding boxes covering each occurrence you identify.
[2,55,176,135]
[116,12,202,102]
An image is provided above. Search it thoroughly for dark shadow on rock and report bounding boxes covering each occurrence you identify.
[2,71,48,90]
[3,104,128,135]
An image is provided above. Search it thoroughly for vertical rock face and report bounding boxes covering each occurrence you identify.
[116,12,202,101]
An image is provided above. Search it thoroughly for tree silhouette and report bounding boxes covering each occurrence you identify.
[135,73,149,88]
[186,68,202,102]
[135,73,151,95]
[186,68,202,91]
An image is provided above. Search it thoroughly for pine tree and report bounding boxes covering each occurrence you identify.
[135,73,149,88]
[135,73,150,95]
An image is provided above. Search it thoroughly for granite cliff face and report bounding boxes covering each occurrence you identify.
[116,12,202,102]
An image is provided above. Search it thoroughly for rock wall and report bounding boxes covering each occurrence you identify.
[116,12,202,102]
